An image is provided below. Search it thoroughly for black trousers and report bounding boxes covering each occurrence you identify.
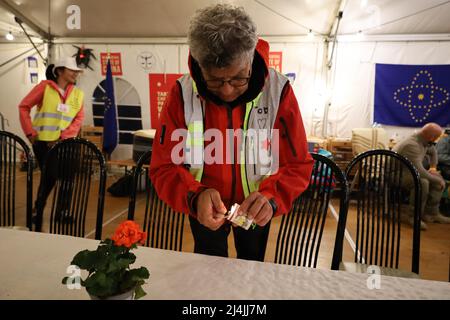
[33,141,56,211]
[188,215,271,261]
[33,141,77,225]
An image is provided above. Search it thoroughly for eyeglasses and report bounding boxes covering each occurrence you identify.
[204,76,251,89]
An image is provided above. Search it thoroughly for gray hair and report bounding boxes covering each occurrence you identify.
[188,4,258,69]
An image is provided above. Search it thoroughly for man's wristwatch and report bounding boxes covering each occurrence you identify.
[268,198,278,215]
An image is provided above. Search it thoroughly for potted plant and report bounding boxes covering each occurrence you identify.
[62,220,150,299]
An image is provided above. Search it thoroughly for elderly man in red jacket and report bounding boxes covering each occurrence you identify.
[150,4,313,261]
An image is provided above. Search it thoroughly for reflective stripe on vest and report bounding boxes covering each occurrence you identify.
[240,93,262,197]
[32,85,84,141]
[34,112,75,122]
[178,68,288,197]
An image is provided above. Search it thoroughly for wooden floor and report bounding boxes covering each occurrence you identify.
[10,169,450,283]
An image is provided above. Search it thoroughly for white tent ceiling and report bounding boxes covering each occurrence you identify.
[0,0,449,154]
[0,0,449,41]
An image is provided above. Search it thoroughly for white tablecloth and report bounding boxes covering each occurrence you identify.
[0,228,449,300]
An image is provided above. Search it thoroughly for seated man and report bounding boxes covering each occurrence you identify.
[393,123,450,230]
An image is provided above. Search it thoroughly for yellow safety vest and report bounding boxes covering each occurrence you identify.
[32,84,84,141]
[178,68,288,197]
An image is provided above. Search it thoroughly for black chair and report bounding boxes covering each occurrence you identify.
[35,138,106,240]
[128,151,185,251]
[0,131,33,230]
[342,149,421,277]
[273,153,349,269]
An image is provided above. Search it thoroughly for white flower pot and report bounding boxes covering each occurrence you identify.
[89,288,135,300]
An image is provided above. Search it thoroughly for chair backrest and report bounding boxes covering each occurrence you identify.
[128,150,185,251]
[274,153,349,269]
[35,138,106,240]
[0,131,33,230]
[344,149,421,274]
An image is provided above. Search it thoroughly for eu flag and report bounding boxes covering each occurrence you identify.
[374,63,450,127]
[103,59,118,154]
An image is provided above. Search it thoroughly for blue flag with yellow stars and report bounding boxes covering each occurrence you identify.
[103,59,118,154]
[374,63,450,127]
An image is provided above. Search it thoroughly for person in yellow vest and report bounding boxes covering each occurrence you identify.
[19,56,84,223]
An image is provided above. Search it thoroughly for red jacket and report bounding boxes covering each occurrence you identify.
[150,39,313,217]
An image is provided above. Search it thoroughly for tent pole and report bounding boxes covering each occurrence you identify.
[321,0,347,138]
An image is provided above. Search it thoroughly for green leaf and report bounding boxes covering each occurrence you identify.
[129,267,150,280]
[71,250,97,270]
[134,284,146,300]
[85,272,118,298]
[118,267,149,293]
[106,257,134,273]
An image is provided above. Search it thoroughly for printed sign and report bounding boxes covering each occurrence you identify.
[100,52,123,76]
[269,51,282,73]
[149,73,183,128]
[27,56,38,68]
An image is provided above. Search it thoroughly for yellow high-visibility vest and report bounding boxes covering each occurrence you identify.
[32,84,84,141]
[178,68,288,197]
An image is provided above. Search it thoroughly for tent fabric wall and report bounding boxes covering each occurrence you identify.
[261,41,324,137]
[0,43,46,141]
[330,40,450,141]
[46,40,321,160]
[1,37,449,159]
[54,43,184,159]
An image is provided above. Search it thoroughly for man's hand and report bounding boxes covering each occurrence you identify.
[239,191,273,227]
[429,168,445,190]
[428,168,440,176]
[196,188,227,231]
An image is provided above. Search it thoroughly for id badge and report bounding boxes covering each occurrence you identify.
[57,103,70,113]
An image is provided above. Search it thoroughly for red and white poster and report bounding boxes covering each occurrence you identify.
[269,51,283,73]
[149,73,183,128]
[100,52,123,76]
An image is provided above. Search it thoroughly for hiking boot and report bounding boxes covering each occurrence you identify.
[423,213,450,224]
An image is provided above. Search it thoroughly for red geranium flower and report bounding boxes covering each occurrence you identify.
[112,220,147,248]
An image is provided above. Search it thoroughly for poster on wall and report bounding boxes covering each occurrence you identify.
[27,56,38,68]
[149,73,183,128]
[137,51,156,72]
[27,56,38,84]
[29,73,38,84]
[100,52,123,76]
[269,51,282,73]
